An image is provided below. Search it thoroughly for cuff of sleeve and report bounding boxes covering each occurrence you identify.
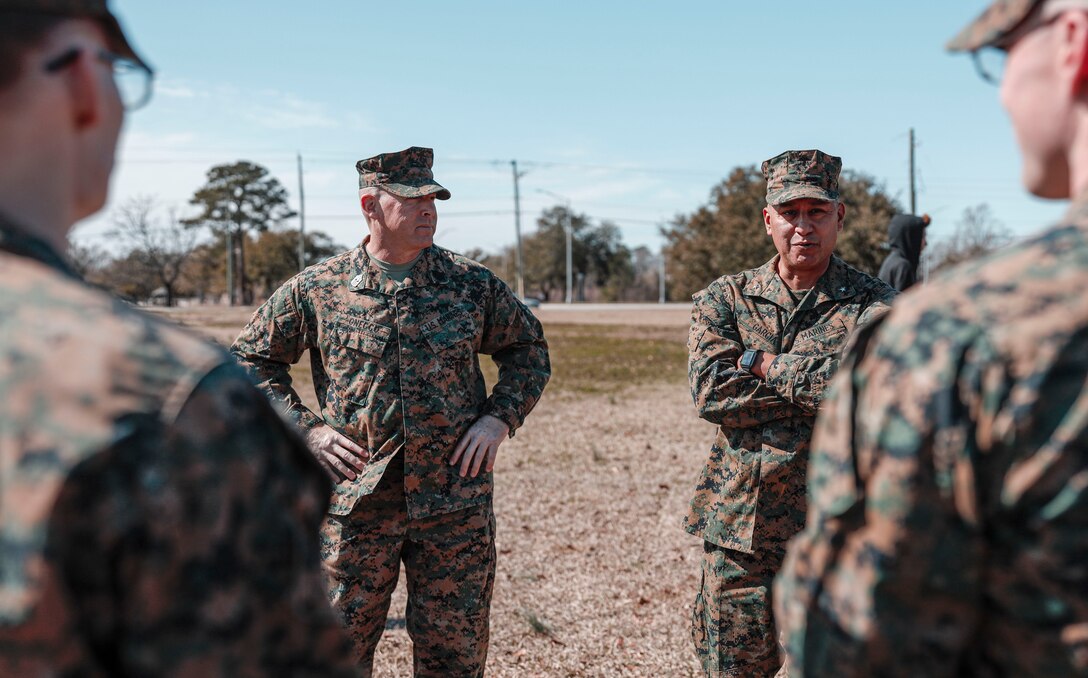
[765,353,801,403]
[290,407,324,431]
[483,399,521,439]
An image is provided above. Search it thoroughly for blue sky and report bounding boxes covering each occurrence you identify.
[75,1,1066,257]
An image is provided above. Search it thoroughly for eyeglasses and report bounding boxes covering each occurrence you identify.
[44,48,155,111]
[971,13,1062,86]
[972,49,1006,86]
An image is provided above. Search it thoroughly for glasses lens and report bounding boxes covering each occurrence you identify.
[973,48,1006,85]
[110,57,153,110]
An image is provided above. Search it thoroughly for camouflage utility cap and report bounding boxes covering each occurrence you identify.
[762,149,842,206]
[356,146,451,200]
[948,0,1088,51]
[0,0,150,70]
[947,0,1043,51]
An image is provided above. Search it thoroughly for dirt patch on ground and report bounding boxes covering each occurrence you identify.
[153,306,257,348]
[372,384,714,677]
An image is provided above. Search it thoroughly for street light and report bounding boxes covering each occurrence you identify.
[537,189,574,304]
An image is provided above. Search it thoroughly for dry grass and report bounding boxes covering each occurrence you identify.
[149,304,713,677]
[483,322,688,396]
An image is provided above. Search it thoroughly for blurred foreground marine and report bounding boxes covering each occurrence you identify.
[877,212,930,291]
[775,1,1088,675]
[0,1,357,675]
[232,147,550,677]
[684,149,896,676]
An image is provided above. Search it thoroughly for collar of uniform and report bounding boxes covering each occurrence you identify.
[743,254,856,306]
[743,255,793,308]
[809,255,859,305]
[0,211,80,280]
[348,238,452,293]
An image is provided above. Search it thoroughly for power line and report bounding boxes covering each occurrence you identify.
[120,148,728,178]
[115,144,1036,185]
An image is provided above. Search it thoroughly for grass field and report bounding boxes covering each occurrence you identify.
[152,304,711,677]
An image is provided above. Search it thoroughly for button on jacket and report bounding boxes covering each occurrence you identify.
[232,241,551,518]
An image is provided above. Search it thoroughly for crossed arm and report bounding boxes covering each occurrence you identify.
[688,287,808,427]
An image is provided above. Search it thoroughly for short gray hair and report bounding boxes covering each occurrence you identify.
[358,186,381,226]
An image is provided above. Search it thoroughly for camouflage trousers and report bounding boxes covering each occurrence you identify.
[692,541,785,677]
[320,454,496,678]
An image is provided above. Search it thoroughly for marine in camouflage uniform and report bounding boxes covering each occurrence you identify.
[685,150,896,677]
[774,2,1088,675]
[232,147,550,677]
[0,2,357,675]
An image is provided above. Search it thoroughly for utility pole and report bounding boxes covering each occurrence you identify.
[225,231,234,306]
[538,189,574,304]
[297,152,306,272]
[234,214,246,305]
[227,201,243,306]
[565,208,573,304]
[658,249,667,304]
[511,160,525,299]
[909,127,917,215]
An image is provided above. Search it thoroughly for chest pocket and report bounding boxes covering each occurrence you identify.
[792,320,848,357]
[322,320,391,404]
[422,309,478,361]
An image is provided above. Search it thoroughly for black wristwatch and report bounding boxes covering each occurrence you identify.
[740,349,761,372]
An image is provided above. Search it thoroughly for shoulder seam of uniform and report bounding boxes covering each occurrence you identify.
[160,351,234,423]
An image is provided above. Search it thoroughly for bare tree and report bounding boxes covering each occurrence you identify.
[68,241,112,281]
[626,246,662,302]
[110,195,198,306]
[929,203,1013,273]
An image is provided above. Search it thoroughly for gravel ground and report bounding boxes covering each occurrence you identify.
[371,386,714,677]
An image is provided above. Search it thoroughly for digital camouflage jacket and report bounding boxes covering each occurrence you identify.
[0,216,357,677]
[685,254,896,553]
[776,197,1088,676]
[232,241,550,518]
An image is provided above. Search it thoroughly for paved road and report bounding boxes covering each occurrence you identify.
[534,303,692,327]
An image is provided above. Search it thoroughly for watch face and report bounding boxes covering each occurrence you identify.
[741,350,757,370]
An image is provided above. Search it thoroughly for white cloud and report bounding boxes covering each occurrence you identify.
[119,129,200,150]
[156,84,199,99]
[148,78,377,133]
[242,96,339,130]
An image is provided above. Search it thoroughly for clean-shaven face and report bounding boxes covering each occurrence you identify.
[374,191,438,253]
[763,197,844,277]
[1000,8,1075,199]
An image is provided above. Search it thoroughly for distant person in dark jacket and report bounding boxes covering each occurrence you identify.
[878,213,930,291]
